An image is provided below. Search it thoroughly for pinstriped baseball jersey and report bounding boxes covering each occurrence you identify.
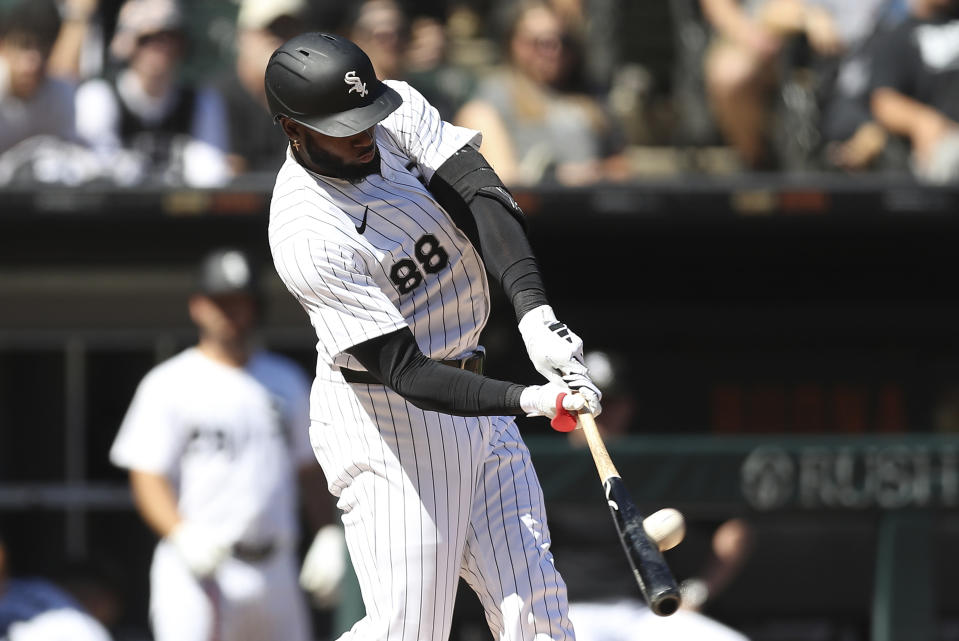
[268,79,575,641]
[269,81,490,420]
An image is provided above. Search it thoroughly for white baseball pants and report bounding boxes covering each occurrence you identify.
[149,540,312,641]
[311,389,576,641]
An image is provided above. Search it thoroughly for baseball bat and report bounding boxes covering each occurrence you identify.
[578,410,682,616]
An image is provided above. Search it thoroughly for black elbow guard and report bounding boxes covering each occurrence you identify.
[430,145,528,231]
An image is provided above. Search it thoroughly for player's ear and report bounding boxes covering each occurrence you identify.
[278,116,299,140]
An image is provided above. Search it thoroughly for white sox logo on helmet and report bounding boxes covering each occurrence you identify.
[344,71,368,97]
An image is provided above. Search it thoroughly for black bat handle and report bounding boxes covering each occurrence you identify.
[578,410,681,616]
[605,477,682,616]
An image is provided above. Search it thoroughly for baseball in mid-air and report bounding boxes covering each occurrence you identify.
[643,508,686,551]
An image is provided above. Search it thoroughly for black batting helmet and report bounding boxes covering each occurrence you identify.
[264,32,402,137]
[195,248,259,298]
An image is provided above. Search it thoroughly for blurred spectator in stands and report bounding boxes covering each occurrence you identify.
[700,0,850,170]
[700,0,783,170]
[454,0,630,186]
[816,0,910,173]
[220,0,312,177]
[47,0,106,81]
[549,0,620,91]
[0,0,112,185]
[0,0,78,153]
[336,0,477,122]
[866,0,959,184]
[541,0,650,147]
[0,534,117,641]
[342,0,407,82]
[552,351,754,641]
[75,0,231,187]
[403,12,478,122]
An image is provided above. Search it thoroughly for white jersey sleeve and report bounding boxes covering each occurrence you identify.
[379,80,480,184]
[272,227,408,363]
[109,368,183,476]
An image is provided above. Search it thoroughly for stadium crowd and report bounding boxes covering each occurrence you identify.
[2,0,958,189]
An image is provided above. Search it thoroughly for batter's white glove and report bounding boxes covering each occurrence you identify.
[167,522,230,579]
[518,305,602,415]
[518,305,585,384]
[299,524,347,609]
[561,372,602,416]
[520,382,588,421]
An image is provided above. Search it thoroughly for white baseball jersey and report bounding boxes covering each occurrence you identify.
[270,80,489,423]
[269,80,575,641]
[110,347,315,641]
[110,347,314,548]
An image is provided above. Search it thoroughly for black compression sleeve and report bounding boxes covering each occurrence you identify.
[469,195,548,319]
[345,328,526,417]
[430,145,549,320]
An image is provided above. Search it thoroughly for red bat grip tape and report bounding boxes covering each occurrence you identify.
[550,393,578,432]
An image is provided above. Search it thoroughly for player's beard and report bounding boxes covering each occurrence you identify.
[302,137,381,183]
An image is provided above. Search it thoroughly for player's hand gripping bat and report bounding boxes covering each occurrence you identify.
[555,404,682,616]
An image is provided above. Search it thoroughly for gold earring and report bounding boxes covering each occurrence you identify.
[291,139,300,150]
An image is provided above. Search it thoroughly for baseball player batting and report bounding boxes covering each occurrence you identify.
[265,32,604,641]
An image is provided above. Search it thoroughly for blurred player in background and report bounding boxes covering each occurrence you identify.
[109,247,341,641]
